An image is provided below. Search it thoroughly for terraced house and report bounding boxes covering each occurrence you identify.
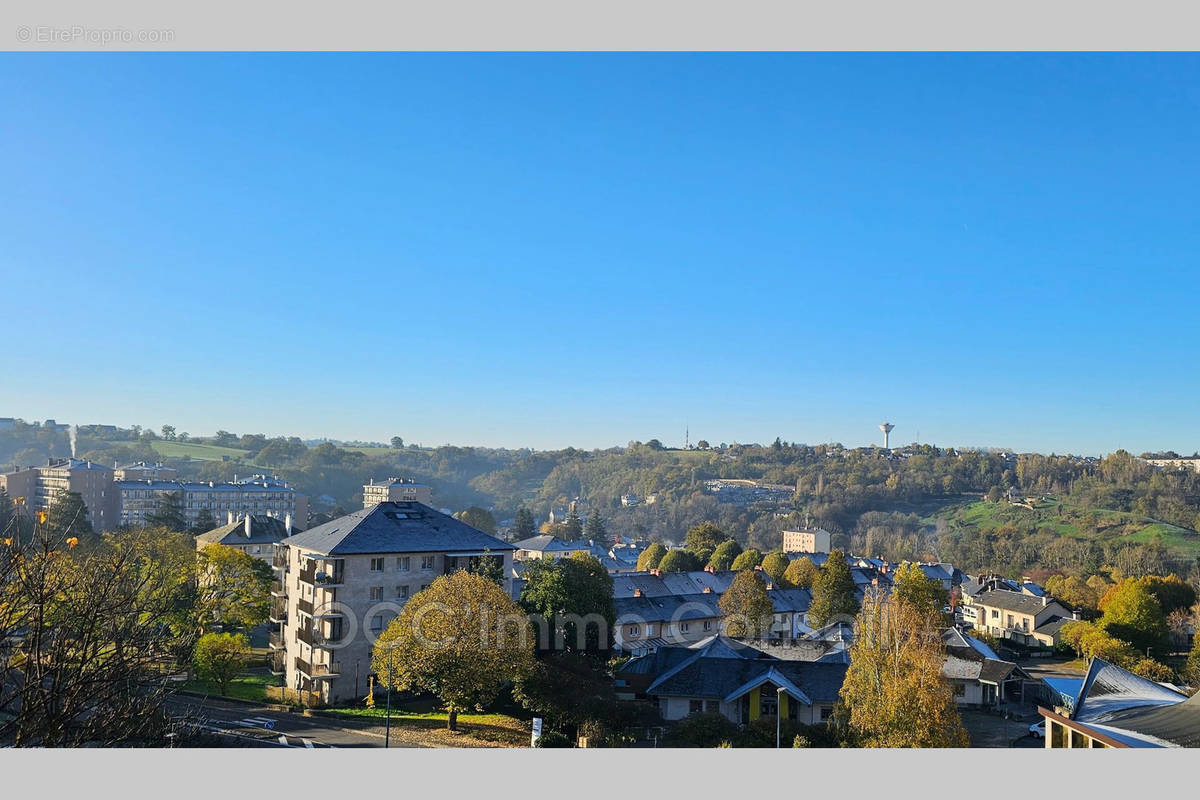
[269,500,514,706]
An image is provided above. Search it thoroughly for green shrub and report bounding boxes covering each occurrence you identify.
[534,730,574,748]
[667,712,739,747]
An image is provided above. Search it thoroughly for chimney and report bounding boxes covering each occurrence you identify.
[245,515,252,538]
[285,513,293,536]
[227,510,234,525]
[704,565,716,574]
[702,586,714,593]
[649,569,662,578]
[633,588,644,598]
[766,582,775,591]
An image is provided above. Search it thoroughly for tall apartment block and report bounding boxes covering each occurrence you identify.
[269,501,514,705]
[0,458,117,531]
[362,477,433,507]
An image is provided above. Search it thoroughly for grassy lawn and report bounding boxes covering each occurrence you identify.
[151,440,252,462]
[323,701,530,747]
[182,672,282,703]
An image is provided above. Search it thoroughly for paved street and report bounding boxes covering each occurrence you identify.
[166,694,433,748]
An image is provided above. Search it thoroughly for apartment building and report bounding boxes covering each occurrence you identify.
[269,500,515,706]
[362,478,432,507]
[112,461,178,481]
[781,527,832,554]
[115,474,308,530]
[0,458,117,531]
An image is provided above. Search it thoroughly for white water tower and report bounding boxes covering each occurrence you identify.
[879,422,895,449]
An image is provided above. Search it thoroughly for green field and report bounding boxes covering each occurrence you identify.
[150,440,252,462]
[182,672,282,703]
[930,497,1200,558]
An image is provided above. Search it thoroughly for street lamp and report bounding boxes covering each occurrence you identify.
[776,687,786,748]
[382,642,397,748]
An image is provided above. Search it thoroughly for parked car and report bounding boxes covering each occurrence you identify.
[1028,720,1045,739]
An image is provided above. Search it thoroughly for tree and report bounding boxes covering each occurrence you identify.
[160,425,176,440]
[584,509,608,547]
[195,544,272,630]
[1140,575,1197,616]
[514,507,537,539]
[645,439,664,450]
[684,522,729,563]
[44,490,94,540]
[891,562,949,616]
[730,548,763,571]
[636,542,667,571]
[391,436,404,448]
[783,556,818,590]
[1184,634,1200,687]
[836,591,968,747]
[372,571,535,730]
[719,570,775,637]
[190,508,218,535]
[706,539,743,572]
[1100,578,1169,655]
[809,550,859,627]
[456,506,497,535]
[760,551,791,586]
[696,440,710,450]
[213,430,238,447]
[0,525,197,746]
[563,509,584,541]
[657,549,699,573]
[519,553,615,652]
[467,548,506,587]
[193,632,249,696]
[145,491,187,532]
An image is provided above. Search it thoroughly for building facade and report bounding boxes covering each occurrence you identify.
[115,474,307,530]
[0,458,117,531]
[269,501,515,706]
[781,528,832,554]
[362,478,432,507]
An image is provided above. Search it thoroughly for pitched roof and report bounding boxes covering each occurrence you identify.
[974,589,1062,616]
[647,655,847,704]
[512,534,587,552]
[1073,658,1188,723]
[280,501,515,556]
[195,515,291,546]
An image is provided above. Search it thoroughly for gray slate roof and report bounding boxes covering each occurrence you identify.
[280,501,515,556]
[974,589,1060,616]
[195,515,292,546]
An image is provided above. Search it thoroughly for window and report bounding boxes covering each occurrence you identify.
[370,615,383,632]
[370,586,383,601]
[680,622,690,633]
[421,555,435,570]
[689,700,703,714]
[703,621,712,631]
[370,558,385,571]
[629,626,640,637]
[953,682,966,697]
[397,556,410,571]
[990,609,999,619]
[820,707,833,721]
[396,585,409,600]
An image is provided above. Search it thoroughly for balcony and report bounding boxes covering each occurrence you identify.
[272,547,289,571]
[270,580,286,597]
[297,598,313,616]
[268,651,285,675]
[269,598,288,623]
[268,630,284,650]
[294,657,340,679]
[298,559,345,587]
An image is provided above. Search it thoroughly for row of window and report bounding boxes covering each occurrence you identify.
[626,620,715,637]
[369,556,436,572]
[369,584,432,601]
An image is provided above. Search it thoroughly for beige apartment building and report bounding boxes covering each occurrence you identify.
[0,458,117,531]
[1143,456,1200,473]
[115,474,307,530]
[269,500,515,706]
[968,589,1077,647]
[781,527,832,554]
[362,478,432,508]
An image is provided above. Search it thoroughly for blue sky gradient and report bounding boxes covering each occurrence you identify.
[1,53,1197,454]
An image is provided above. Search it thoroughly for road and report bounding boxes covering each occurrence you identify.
[166,694,431,748]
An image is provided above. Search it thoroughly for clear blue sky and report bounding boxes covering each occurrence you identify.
[2,53,1197,455]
